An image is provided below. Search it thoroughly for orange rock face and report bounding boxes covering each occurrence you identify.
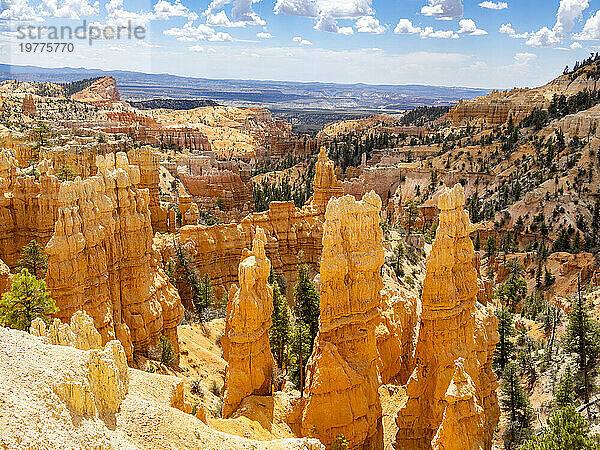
[0,258,12,295]
[45,152,183,361]
[301,191,385,449]
[431,358,486,450]
[222,228,275,418]
[0,150,60,268]
[395,184,499,449]
[309,147,343,214]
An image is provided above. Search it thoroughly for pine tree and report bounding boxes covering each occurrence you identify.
[194,273,214,313]
[270,281,291,369]
[289,321,311,394]
[495,307,515,373]
[501,362,532,448]
[564,277,600,407]
[521,405,598,450]
[0,268,57,331]
[17,240,48,279]
[496,259,527,311]
[554,367,577,408]
[294,262,320,353]
[474,232,481,252]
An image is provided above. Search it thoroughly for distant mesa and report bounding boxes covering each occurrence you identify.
[128,99,220,110]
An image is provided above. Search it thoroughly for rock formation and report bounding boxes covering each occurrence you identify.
[0,258,12,295]
[30,309,102,351]
[395,184,499,449]
[0,149,60,267]
[45,152,183,361]
[71,76,120,104]
[0,326,323,449]
[309,146,343,213]
[222,228,275,418]
[301,191,385,448]
[431,358,486,450]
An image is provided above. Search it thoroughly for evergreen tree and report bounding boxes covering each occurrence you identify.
[501,362,533,448]
[496,259,527,311]
[159,335,175,367]
[195,273,214,313]
[564,279,600,406]
[0,268,57,331]
[474,232,481,252]
[554,367,577,408]
[17,240,48,279]
[289,321,311,394]
[270,281,291,369]
[521,405,600,450]
[495,307,515,373]
[294,262,320,353]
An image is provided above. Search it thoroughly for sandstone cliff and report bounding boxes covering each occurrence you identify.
[308,146,343,214]
[223,228,275,418]
[45,152,183,361]
[301,191,385,448]
[30,309,103,351]
[395,184,499,449]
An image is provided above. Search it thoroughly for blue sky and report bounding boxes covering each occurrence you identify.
[1,0,600,88]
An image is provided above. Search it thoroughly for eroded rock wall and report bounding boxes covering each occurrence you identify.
[222,229,275,418]
[395,184,499,449]
[301,191,385,449]
[45,152,183,361]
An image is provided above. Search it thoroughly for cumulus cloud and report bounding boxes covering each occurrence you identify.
[478,1,507,10]
[573,9,600,40]
[524,0,589,47]
[204,0,265,27]
[355,16,385,34]
[38,0,99,20]
[499,23,529,38]
[256,31,273,38]
[189,45,204,51]
[338,26,354,35]
[274,0,375,34]
[293,35,313,45]
[394,19,422,35]
[0,0,44,23]
[571,41,582,48]
[514,52,537,65]
[458,19,487,35]
[421,0,463,20]
[165,22,234,41]
[394,19,458,38]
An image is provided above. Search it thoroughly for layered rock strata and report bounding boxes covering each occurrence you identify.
[222,228,275,418]
[395,184,499,449]
[30,310,102,351]
[301,191,385,448]
[45,152,183,361]
[309,146,343,214]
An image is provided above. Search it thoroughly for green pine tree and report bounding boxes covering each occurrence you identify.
[554,367,577,408]
[495,307,515,373]
[17,240,48,279]
[496,259,527,311]
[521,405,600,450]
[0,268,57,331]
[563,281,600,406]
[270,281,292,370]
[501,362,532,448]
[294,262,320,354]
[289,321,312,394]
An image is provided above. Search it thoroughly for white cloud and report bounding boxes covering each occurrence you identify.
[394,19,422,35]
[203,0,265,27]
[38,0,99,19]
[458,18,487,35]
[420,26,459,39]
[153,0,197,21]
[135,40,159,48]
[478,1,507,10]
[355,16,385,34]
[525,0,589,47]
[257,31,273,38]
[0,0,44,23]
[573,9,600,40]
[189,45,204,51]
[338,26,354,35]
[421,0,463,20]
[499,23,529,38]
[165,23,234,41]
[514,52,536,65]
[274,0,375,34]
[293,35,312,45]
[571,41,582,48]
